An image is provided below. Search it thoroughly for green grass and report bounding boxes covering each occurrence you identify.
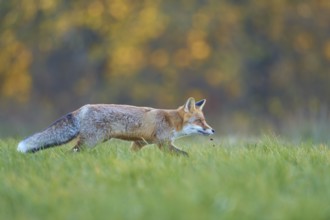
[1,136,330,220]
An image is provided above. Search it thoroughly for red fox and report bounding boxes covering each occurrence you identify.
[17,97,214,156]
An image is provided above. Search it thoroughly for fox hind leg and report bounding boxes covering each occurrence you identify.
[71,136,84,152]
[71,135,95,152]
[130,141,147,152]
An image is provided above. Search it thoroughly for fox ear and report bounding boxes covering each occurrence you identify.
[184,97,196,113]
[195,99,206,110]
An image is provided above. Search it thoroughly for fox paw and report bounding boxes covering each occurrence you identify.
[72,146,81,153]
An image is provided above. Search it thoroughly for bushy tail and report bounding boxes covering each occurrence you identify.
[17,113,80,153]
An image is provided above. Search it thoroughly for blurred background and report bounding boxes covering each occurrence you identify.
[1,0,330,141]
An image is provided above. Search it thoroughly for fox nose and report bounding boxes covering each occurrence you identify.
[212,129,215,133]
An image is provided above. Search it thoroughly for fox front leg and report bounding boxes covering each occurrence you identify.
[157,142,189,157]
[170,144,189,157]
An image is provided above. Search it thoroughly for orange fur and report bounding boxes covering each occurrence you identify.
[17,97,214,156]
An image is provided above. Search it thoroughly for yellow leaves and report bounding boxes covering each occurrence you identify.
[2,72,32,103]
[140,6,158,24]
[109,0,130,20]
[110,47,145,76]
[2,0,330,113]
[0,33,32,103]
[173,29,211,68]
[187,29,211,60]
[133,5,168,41]
[190,40,211,60]
[20,0,37,22]
[88,1,104,18]
[54,13,72,34]
[107,2,168,76]
[40,0,57,11]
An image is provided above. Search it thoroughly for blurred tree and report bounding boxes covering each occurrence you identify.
[1,0,330,135]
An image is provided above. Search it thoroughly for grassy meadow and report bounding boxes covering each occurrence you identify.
[1,136,330,220]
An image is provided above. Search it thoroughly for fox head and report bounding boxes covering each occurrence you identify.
[175,97,215,138]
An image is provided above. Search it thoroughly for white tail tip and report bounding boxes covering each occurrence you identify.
[17,141,28,153]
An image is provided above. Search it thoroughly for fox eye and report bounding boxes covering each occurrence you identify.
[195,119,202,123]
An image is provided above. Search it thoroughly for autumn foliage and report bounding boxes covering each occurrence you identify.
[1,0,330,135]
